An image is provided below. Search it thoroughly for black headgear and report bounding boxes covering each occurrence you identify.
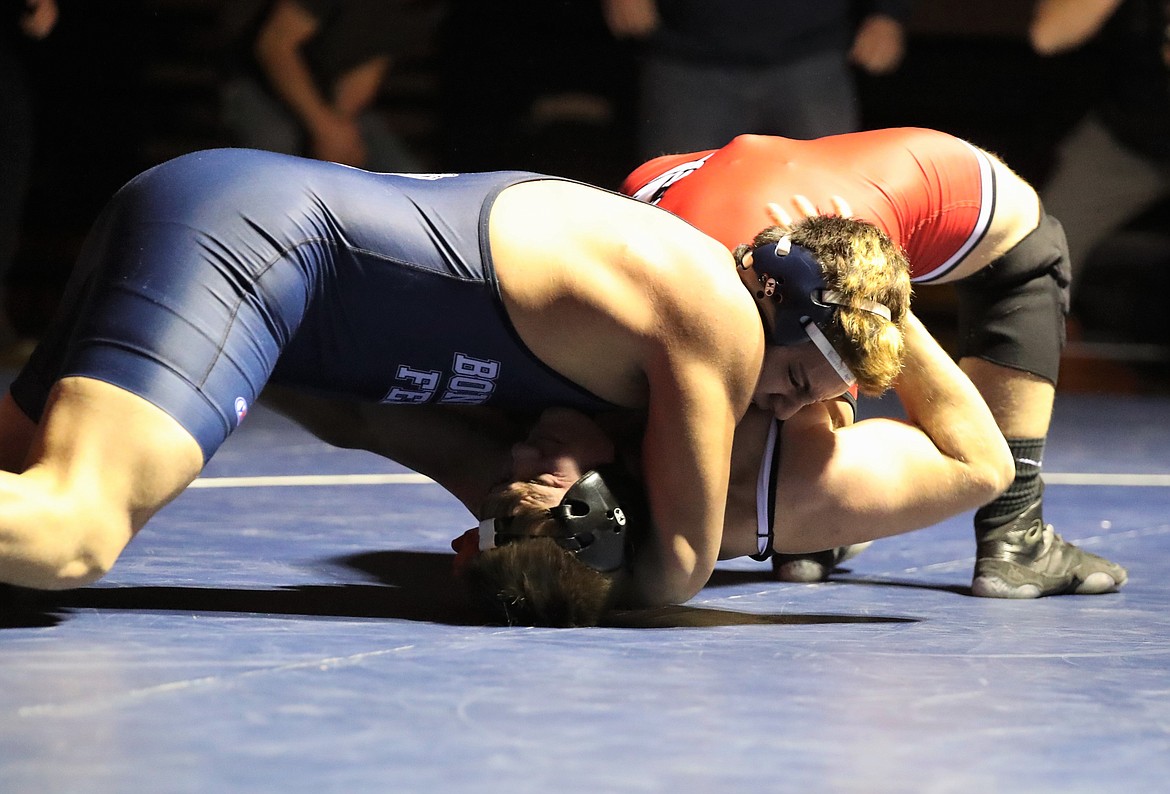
[480,465,644,573]
[746,238,838,346]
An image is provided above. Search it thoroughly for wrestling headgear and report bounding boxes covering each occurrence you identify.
[745,237,892,384]
[478,466,644,574]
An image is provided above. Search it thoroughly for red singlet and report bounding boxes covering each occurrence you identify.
[621,127,995,283]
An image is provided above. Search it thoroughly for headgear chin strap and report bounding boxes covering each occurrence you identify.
[478,465,643,573]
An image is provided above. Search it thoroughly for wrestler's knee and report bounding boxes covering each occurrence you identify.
[954,212,1070,383]
[53,519,130,589]
[1,481,133,590]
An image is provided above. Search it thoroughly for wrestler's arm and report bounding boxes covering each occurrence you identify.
[771,312,1013,552]
[489,181,763,606]
[629,341,748,605]
[260,387,519,512]
[624,248,764,607]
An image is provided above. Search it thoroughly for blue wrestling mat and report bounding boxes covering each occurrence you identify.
[2,384,1168,793]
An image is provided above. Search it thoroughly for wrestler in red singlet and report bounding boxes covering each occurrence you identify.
[624,127,1131,599]
[621,127,994,283]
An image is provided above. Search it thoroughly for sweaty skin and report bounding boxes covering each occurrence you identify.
[0,159,767,610]
[622,128,1055,463]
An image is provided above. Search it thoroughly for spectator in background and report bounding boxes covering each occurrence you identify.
[602,0,910,159]
[0,0,57,363]
[435,1,637,186]
[220,0,444,171]
[1030,0,1170,291]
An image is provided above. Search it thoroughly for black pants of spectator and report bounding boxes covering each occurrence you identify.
[0,38,35,342]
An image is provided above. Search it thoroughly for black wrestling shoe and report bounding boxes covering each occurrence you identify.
[772,542,872,583]
[972,499,1128,598]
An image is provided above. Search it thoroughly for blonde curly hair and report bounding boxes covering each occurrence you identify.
[733,215,912,395]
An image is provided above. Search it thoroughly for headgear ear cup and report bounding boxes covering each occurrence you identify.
[746,240,834,346]
[744,239,892,387]
[481,466,645,573]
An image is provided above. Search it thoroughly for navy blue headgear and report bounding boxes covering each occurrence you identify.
[480,465,643,573]
[746,239,837,346]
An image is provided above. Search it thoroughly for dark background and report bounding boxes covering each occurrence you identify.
[9,0,1168,388]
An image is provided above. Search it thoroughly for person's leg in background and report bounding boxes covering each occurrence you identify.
[638,56,757,159]
[219,75,303,156]
[757,48,861,139]
[1041,114,1170,290]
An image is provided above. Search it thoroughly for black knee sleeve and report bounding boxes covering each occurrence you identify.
[953,212,1071,384]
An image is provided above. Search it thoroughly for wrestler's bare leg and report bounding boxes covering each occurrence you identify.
[961,359,1054,439]
[0,377,204,590]
[962,358,1127,597]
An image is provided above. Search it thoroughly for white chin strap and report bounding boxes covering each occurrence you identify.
[804,321,856,386]
[820,289,892,321]
[755,418,780,557]
[478,518,498,551]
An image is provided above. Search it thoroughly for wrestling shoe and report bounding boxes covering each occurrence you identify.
[972,499,1128,598]
[772,542,872,583]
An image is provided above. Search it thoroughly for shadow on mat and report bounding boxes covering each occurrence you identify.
[0,551,923,629]
[603,608,918,629]
[346,552,920,628]
[0,551,481,627]
[704,567,971,597]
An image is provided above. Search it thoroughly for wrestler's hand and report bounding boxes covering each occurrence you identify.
[765,195,853,232]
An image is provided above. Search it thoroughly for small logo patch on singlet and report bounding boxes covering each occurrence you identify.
[234,396,249,424]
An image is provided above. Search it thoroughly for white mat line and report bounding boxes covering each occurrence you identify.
[1042,472,1170,487]
[188,473,434,488]
[18,644,421,718]
[186,471,1170,489]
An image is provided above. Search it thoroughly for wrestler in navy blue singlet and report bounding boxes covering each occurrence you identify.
[11,149,617,461]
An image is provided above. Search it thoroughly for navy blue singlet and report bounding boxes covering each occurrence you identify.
[10,149,617,461]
